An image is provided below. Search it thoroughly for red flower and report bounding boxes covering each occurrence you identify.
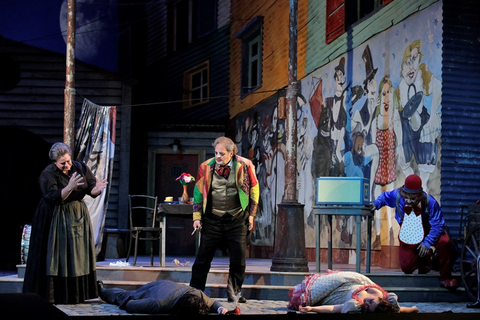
[175,173,195,185]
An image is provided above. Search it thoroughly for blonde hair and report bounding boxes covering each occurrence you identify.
[401,40,423,73]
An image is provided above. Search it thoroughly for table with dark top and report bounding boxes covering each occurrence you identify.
[157,203,200,256]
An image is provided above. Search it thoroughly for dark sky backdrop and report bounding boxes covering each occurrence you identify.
[0,0,119,72]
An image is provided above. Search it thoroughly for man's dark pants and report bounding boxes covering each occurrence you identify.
[190,211,248,299]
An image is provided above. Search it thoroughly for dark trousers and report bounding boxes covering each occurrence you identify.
[99,287,129,306]
[190,212,248,298]
[399,230,454,280]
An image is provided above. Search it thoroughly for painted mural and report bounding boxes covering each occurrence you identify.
[236,2,443,249]
[236,103,287,246]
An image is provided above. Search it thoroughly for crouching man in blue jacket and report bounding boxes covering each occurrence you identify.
[371,174,458,290]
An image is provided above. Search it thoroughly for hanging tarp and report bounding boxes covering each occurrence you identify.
[74,99,116,255]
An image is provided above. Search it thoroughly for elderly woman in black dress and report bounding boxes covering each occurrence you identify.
[23,142,107,304]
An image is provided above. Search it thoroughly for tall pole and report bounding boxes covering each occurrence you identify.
[284,0,298,203]
[64,0,76,147]
[270,0,309,272]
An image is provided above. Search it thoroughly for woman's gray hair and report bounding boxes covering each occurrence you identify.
[213,136,238,155]
[49,142,72,161]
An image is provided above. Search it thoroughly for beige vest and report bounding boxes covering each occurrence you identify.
[211,168,242,217]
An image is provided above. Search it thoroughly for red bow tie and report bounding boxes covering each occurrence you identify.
[403,205,422,216]
[216,165,231,179]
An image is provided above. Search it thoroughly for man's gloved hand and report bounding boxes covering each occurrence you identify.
[369,203,376,213]
[417,243,429,257]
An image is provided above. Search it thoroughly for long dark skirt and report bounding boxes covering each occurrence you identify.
[23,199,98,304]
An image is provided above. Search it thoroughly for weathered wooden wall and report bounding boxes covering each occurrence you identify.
[131,0,234,208]
[229,0,309,118]
[0,37,132,267]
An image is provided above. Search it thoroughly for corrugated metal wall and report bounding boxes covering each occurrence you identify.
[440,0,480,245]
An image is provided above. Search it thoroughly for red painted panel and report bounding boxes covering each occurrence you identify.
[326,0,345,44]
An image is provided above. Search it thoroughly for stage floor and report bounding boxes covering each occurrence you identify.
[96,254,405,274]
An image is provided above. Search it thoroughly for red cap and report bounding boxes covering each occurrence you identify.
[403,174,423,193]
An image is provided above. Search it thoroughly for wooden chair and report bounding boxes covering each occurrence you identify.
[125,195,165,266]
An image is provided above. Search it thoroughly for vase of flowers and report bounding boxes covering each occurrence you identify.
[176,173,195,204]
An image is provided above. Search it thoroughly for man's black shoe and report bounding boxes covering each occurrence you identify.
[97,280,104,293]
[228,296,247,303]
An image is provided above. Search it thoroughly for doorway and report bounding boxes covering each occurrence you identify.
[148,148,205,255]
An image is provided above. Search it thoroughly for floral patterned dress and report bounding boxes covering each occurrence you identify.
[374,126,396,185]
[287,271,400,313]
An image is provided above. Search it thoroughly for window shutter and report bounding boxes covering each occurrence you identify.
[326,0,346,44]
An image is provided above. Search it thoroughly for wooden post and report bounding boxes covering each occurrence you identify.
[64,0,76,147]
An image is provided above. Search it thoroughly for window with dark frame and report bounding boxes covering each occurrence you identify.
[326,0,393,44]
[236,16,264,98]
[183,61,209,108]
[167,0,217,52]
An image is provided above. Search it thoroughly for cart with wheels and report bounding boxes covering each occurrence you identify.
[458,204,480,306]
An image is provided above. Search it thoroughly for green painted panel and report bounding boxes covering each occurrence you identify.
[305,0,440,74]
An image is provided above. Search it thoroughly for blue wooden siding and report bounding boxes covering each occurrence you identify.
[143,24,231,124]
